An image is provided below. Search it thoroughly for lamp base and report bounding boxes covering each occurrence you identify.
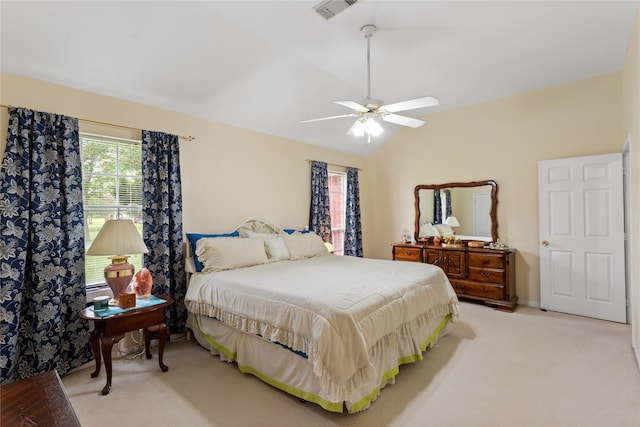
[104,256,135,300]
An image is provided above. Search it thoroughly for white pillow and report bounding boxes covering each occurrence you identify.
[245,230,290,261]
[419,223,440,237]
[434,223,454,237]
[264,237,290,261]
[196,237,268,272]
[283,232,328,260]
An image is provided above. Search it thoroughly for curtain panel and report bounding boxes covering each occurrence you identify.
[0,107,92,384]
[444,189,452,220]
[309,161,332,242]
[141,130,186,334]
[344,167,363,257]
[434,189,442,224]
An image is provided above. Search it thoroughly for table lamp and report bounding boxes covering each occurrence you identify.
[86,219,149,299]
[445,216,461,233]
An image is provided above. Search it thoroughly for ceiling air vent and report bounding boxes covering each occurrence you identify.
[313,0,359,20]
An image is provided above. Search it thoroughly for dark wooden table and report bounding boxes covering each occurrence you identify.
[79,294,173,395]
[1,370,81,427]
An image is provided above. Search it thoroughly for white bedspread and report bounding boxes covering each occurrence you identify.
[185,255,459,401]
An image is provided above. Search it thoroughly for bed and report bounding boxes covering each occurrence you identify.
[184,218,460,413]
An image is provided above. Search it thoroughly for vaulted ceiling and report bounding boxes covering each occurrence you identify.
[1,1,637,156]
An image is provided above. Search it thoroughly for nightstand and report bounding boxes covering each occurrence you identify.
[79,295,173,395]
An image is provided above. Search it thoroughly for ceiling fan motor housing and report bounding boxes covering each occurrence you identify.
[363,98,384,111]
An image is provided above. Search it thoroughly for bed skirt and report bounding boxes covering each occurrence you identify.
[187,311,454,413]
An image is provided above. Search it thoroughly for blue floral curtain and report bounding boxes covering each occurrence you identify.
[309,161,332,242]
[434,190,442,224]
[141,130,186,334]
[434,189,452,224]
[444,189,452,220]
[0,107,92,384]
[344,167,363,257]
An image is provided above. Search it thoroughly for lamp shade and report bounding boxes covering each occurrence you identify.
[445,216,461,227]
[86,219,149,256]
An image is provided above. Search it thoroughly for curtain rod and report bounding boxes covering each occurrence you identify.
[306,159,362,172]
[1,104,195,141]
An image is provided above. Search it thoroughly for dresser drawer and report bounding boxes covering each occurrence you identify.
[451,280,504,300]
[468,267,505,285]
[393,247,422,262]
[468,253,505,269]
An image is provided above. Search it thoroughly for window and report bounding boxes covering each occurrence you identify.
[80,133,143,287]
[328,171,346,256]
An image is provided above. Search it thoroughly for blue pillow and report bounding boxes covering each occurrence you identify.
[187,231,239,272]
[283,229,313,235]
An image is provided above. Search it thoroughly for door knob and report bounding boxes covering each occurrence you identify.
[541,240,549,246]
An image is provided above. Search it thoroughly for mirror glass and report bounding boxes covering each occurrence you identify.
[414,180,498,242]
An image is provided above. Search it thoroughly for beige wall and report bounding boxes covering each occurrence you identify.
[365,72,624,305]
[0,73,366,235]
[0,60,635,317]
[622,7,640,366]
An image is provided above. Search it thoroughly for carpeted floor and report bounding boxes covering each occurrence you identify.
[62,302,640,427]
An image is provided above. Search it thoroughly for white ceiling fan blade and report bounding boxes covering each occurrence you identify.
[335,100,369,112]
[383,96,439,113]
[383,113,425,128]
[300,113,357,123]
[347,119,363,136]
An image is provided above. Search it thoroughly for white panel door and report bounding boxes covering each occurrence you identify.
[538,153,626,322]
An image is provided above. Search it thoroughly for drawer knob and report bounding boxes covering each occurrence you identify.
[481,258,490,264]
[480,272,491,277]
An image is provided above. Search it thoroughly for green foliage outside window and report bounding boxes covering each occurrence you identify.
[80,134,143,285]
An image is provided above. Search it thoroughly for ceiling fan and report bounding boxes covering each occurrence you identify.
[301,24,439,142]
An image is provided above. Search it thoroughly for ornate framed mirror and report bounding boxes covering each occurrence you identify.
[414,180,498,242]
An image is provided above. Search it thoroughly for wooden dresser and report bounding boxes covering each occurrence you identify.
[392,243,517,311]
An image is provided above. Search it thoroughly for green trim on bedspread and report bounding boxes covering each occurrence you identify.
[349,313,453,412]
[237,364,344,413]
[195,313,453,413]
[195,315,237,360]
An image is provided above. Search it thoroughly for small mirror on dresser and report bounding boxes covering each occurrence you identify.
[414,180,498,243]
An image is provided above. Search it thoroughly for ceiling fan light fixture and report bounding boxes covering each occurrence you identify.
[364,116,384,137]
[348,115,383,142]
